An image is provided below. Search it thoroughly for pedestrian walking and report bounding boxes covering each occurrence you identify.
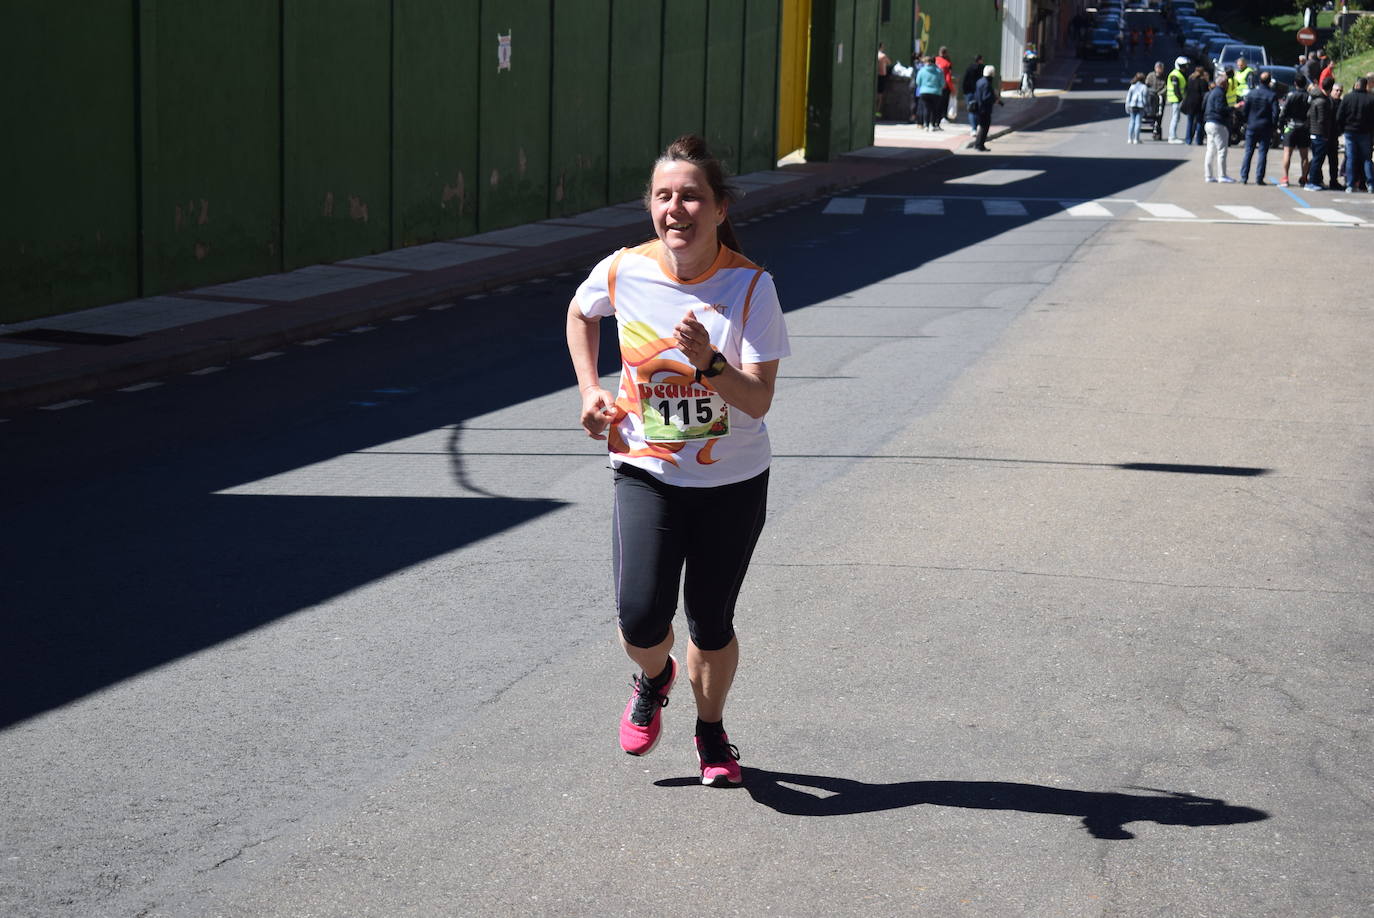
[1239,71,1279,185]
[971,64,1002,151]
[1125,73,1150,144]
[961,54,986,135]
[1306,76,1342,190]
[1203,74,1237,183]
[564,134,790,787]
[1335,76,1374,192]
[935,46,956,127]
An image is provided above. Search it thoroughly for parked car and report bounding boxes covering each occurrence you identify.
[1264,64,1300,94]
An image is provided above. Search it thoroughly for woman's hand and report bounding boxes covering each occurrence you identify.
[580,385,617,440]
[673,310,713,370]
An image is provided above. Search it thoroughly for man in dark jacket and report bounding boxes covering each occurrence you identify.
[1238,72,1280,184]
[961,54,985,135]
[1335,77,1374,192]
[1305,77,1341,190]
[971,64,1001,151]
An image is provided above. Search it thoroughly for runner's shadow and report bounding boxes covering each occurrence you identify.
[656,769,1269,840]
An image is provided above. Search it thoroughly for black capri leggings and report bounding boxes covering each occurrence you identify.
[612,464,769,652]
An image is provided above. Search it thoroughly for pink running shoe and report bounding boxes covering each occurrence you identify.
[695,732,742,787]
[619,656,677,756]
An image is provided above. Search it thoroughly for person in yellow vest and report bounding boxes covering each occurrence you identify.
[1225,67,1240,106]
[1234,57,1258,98]
[1167,56,1189,142]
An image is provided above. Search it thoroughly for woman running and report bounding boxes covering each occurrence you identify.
[565,134,790,787]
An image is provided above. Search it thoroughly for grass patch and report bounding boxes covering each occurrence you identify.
[1335,46,1374,85]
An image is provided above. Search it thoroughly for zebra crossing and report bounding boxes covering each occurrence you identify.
[820,194,1370,227]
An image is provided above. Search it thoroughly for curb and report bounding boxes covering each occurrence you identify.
[0,149,950,413]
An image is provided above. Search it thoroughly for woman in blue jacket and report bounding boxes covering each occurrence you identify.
[915,56,946,131]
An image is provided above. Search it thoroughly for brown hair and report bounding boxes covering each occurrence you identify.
[644,134,742,253]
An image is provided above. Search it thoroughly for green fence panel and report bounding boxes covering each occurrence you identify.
[283,0,391,269]
[1,6,137,322]
[550,0,611,218]
[828,0,857,157]
[920,0,1002,85]
[660,0,708,149]
[608,0,663,204]
[395,0,480,245]
[139,0,281,295]
[478,1,552,231]
[704,0,745,175]
[879,0,915,65]
[739,0,780,175]
[849,0,878,150]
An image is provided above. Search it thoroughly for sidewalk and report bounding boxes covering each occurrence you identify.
[0,79,1070,415]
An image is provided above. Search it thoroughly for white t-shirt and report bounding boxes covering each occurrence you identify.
[575,239,790,487]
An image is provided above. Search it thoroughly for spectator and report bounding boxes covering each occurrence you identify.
[915,56,945,131]
[935,46,956,128]
[962,54,986,135]
[1335,76,1374,192]
[1278,76,1312,187]
[1125,73,1150,144]
[1203,73,1237,183]
[1306,76,1341,190]
[1319,53,1334,88]
[1167,57,1189,142]
[1239,71,1280,185]
[1183,66,1210,145]
[1146,62,1169,141]
[876,43,892,117]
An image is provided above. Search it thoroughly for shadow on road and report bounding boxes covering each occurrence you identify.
[657,769,1270,840]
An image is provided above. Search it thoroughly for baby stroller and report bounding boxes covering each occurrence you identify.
[1143,90,1164,141]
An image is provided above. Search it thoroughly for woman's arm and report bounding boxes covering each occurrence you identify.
[672,309,780,419]
[566,300,616,439]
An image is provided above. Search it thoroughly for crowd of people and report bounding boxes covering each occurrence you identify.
[1126,53,1374,191]
[879,44,1007,151]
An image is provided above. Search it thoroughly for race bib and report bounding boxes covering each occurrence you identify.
[639,383,730,442]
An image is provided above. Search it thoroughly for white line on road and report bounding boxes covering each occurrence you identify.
[249,351,284,361]
[1300,207,1363,224]
[1136,203,1195,218]
[984,200,1029,216]
[1061,201,1113,217]
[40,399,92,411]
[350,326,377,333]
[1215,205,1279,221]
[391,315,418,322]
[301,339,331,346]
[189,367,225,376]
[822,197,867,215]
[903,199,945,215]
[118,382,163,392]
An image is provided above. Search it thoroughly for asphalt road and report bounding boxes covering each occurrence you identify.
[4,30,1373,918]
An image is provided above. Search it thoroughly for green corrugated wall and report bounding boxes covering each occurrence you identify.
[2,6,138,321]
[3,0,862,324]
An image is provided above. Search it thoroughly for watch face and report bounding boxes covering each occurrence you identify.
[710,353,727,374]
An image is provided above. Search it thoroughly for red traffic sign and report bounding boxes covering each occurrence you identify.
[1297,26,1317,46]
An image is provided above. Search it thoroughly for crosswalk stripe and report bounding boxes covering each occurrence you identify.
[1136,203,1194,218]
[1300,207,1362,224]
[1061,201,1112,217]
[984,200,1029,216]
[903,199,945,215]
[1214,205,1279,221]
[822,197,867,215]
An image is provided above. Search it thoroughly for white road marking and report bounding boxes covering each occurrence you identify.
[1136,203,1195,218]
[1300,207,1363,224]
[983,200,1029,216]
[434,301,461,308]
[904,199,945,215]
[301,338,331,346]
[350,326,377,333]
[249,351,284,361]
[391,315,418,322]
[946,169,1046,186]
[1061,201,1113,217]
[1215,205,1279,221]
[822,197,867,215]
[189,367,225,376]
[40,399,92,411]
[1094,77,1108,84]
[118,382,163,392]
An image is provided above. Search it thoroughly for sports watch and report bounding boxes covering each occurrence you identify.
[695,351,727,384]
